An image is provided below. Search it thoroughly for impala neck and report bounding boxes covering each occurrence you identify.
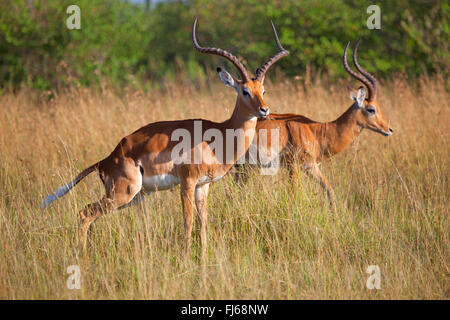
[229,98,257,124]
[223,97,258,163]
[326,103,362,156]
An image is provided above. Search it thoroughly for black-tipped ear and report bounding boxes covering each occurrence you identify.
[217,67,238,89]
[350,86,366,108]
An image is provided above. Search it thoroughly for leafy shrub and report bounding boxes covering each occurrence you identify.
[0,0,447,90]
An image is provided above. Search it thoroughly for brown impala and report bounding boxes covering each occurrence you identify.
[235,40,393,210]
[41,18,289,257]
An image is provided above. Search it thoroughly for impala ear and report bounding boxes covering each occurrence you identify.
[349,86,366,108]
[217,67,238,91]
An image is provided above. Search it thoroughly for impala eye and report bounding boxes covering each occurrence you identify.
[243,89,250,96]
[367,106,376,114]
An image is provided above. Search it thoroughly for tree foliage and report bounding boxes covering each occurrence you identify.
[0,0,448,89]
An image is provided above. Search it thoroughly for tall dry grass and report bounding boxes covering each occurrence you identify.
[0,76,448,299]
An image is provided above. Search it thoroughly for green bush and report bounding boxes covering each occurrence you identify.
[0,0,448,90]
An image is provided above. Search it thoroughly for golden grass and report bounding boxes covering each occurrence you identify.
[0,76,448,299]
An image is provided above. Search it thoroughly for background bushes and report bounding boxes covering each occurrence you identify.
[0,0,448,90]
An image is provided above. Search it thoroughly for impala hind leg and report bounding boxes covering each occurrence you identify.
[195,183,210,262]
[305,164,336,212]
[78,163,142,249]
[78,196,115,248]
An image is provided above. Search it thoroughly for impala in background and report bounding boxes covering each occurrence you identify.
[41,18,289,258]
[234,40,393,210]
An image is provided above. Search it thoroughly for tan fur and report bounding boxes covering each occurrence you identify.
[41,16,291,259]
[42,76,270,259]
[236,97,392,210]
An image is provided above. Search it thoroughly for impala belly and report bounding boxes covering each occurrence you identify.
[139,148,179,192]
[197,174,224,186]
[142,174,180,191]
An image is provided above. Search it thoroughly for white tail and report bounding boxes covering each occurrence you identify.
[41,163,98,209]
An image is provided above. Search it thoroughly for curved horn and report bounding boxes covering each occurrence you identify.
[192,17,250,82]
[343,42,375,100]
[353,39,378,98]
[255,21,290,82]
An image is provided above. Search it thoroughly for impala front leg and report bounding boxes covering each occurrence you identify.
[306,164,337,212]
[233,163,250,185]
[288,162,300,189]
[180,179,196,260]
[282,151,300,191]
[195,183,210,262]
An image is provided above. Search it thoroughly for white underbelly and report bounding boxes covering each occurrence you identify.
[142,174,180,191]
[142,173,224,191]
[197,174,224,186]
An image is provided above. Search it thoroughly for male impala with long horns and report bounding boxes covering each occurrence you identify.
[41,18,289,257]
[235,40,393,209]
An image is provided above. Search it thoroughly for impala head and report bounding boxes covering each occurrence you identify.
[343,40,393,136]
[192,17,289,119]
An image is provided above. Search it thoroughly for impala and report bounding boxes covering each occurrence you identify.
[234,40,393,209]
[41,18,289,256]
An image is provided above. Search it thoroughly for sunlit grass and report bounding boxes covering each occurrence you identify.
[0,76,448,299]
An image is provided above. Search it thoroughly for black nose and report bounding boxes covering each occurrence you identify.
[260,107,268,113]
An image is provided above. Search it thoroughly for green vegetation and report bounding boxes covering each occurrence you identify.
[0,0,448,90]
